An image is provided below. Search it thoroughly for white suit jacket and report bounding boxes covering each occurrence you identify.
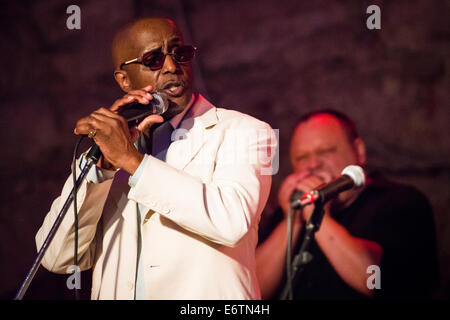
[36,94,276,299]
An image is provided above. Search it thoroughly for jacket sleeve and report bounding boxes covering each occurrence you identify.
[128,120,277,247]
[35,158,115,274]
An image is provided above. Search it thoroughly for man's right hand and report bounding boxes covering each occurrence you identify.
[278,172,307,216]
[278,173,330,221]
[75,85,164,171]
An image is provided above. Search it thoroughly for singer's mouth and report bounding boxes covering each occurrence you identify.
[161,81,185,97]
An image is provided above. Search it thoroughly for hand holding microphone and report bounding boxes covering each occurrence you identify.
[290,165,366,210]
[73,86,168,173]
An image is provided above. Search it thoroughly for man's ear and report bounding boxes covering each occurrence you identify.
[353,137,367,167]
[114,70,132,92]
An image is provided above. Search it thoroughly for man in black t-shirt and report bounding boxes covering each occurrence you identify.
[256,110,439,299]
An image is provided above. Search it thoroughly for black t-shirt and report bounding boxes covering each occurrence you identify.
[258,173,439,299]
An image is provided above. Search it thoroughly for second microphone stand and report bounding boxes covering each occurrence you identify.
[281,200,326,300]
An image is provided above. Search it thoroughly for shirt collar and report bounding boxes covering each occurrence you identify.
[169,94,196,129]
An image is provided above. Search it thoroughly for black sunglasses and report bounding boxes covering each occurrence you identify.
[120,45,197,71]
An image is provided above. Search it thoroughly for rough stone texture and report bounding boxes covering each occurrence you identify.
[0,0,448,299]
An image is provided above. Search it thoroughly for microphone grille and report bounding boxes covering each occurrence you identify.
[341,165,365,187]
[152,92,169,115]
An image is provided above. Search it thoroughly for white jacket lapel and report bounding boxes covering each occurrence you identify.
[166,95,218,171]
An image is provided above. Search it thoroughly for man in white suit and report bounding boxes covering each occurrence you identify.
[36,17,276,299]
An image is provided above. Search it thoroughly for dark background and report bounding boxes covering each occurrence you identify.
[0,0,449,299]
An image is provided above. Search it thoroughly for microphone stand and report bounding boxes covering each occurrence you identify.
[280,200,326,300]
[14,147,101,300]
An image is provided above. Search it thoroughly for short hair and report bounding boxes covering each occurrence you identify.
[293,109,360,143]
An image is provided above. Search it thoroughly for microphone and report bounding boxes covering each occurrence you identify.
[85,92,169,162]
[290,189,305,203]
[290,165,365,209]
[119,92,169,128]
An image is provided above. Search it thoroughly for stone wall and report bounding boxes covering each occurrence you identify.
[0,0,448,299]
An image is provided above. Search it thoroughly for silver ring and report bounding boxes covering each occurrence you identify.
[88,129,97,139]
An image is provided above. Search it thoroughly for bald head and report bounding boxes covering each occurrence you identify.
[112,17,183,69]
[111,17,194,117]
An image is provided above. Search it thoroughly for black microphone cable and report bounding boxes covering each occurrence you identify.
[71,136,84,300]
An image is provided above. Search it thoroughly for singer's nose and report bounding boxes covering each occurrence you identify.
[162,54,177,74]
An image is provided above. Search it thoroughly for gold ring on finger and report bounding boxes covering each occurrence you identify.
[88,129,97,139]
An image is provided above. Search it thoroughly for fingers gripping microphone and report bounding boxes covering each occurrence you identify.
[290,165,366,209]
[290,189,305,203]
[85,92,169,163]
[119,93,169,128]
